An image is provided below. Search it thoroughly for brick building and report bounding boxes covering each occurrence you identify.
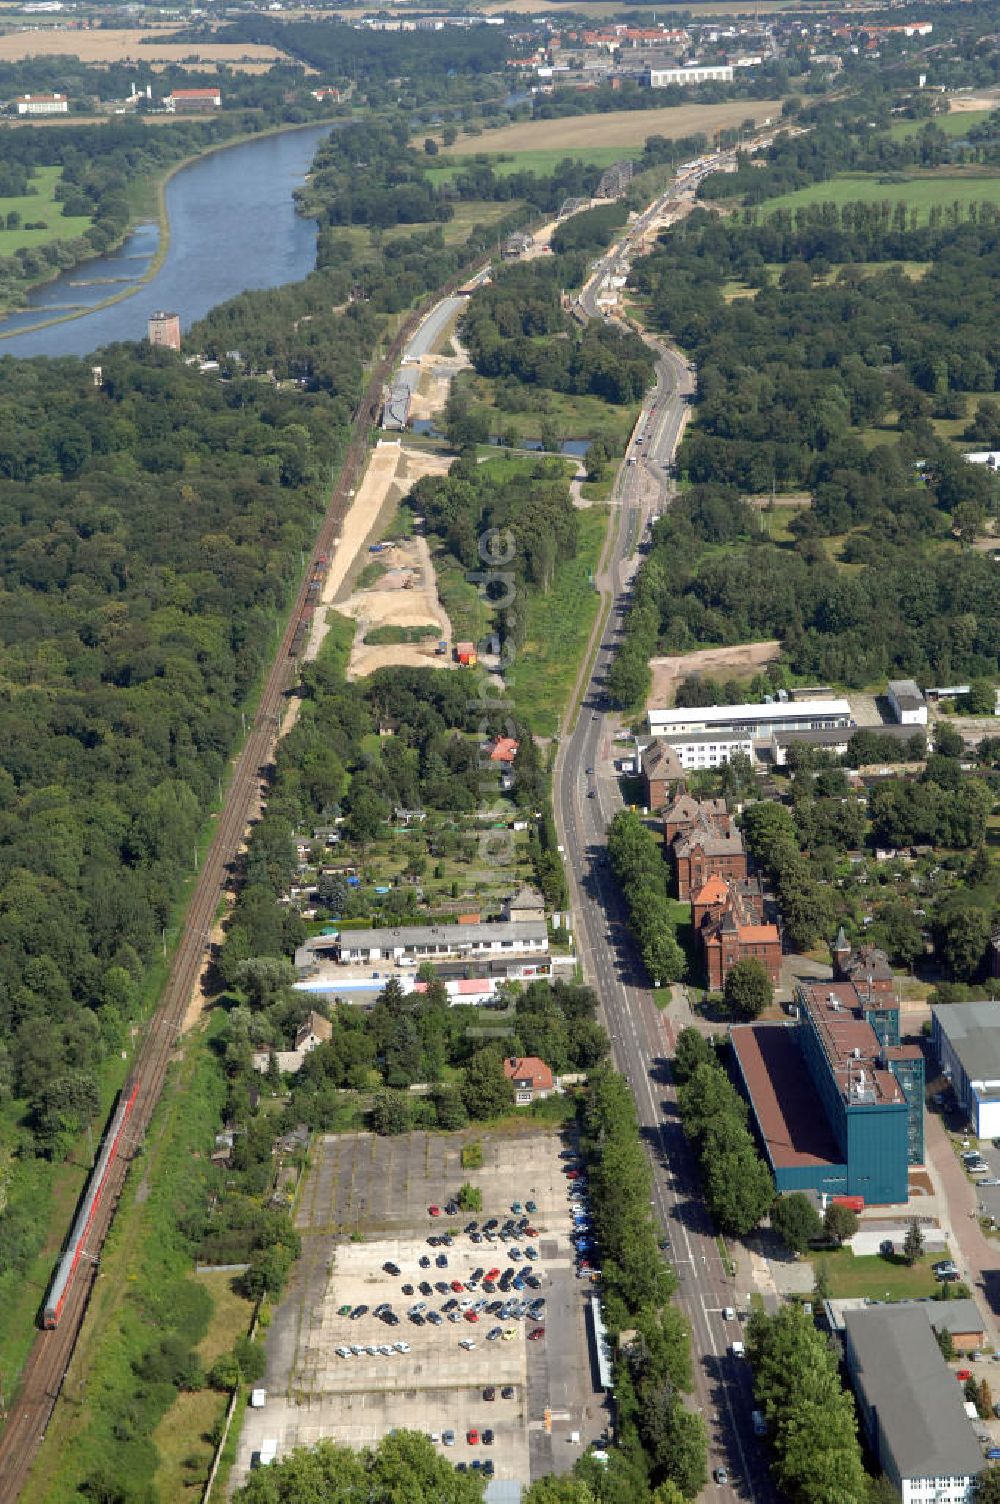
[663,794,747,901]
[696,877,781,991]
[640,739,685,811]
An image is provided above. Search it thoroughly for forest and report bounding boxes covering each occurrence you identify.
[607,207,1000,699]
[460,257,655,405]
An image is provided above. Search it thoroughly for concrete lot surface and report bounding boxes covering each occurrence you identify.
[231,1127,608,1492]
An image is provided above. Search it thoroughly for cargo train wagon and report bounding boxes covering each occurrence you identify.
[42,1077,141,1329]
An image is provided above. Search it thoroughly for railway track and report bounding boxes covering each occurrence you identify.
[0,299,436,1502]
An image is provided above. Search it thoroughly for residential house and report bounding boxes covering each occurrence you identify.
[504,886,546,924]
[503,1056,554,1104]
[295,1011,332,1053]
[484,736,519,766]
[832,929,896,1001]
[455,641,477,666]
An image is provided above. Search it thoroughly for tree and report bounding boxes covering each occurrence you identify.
[234,1432,483,1503]
[936,1325,956,1361]
[771,1193,822,1255]
[936,907,990,982]
[902,1218,924,1266]
[824,1202,858,1245]
[813,1259,831,1303]
[672,1027,714,1086]
[423,137,439,155]
[461,1046,514,1120]
[370,1088,413,1136]
[724,958,773,1019]
[524,1479,598,1503]
[457,1181,482,1212]
[977,1470,1000,1504]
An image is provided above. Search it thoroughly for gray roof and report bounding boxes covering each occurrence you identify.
[889,678,926,709]
[843,1306,984,1483]
[336,921,548,951]
[770,726,852,747]
[933,1000,1000,1097]
[827,1297,985,1338]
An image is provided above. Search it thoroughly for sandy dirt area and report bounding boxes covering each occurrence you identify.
[647,640,781,707]
[340,533,455,680]
[307,442,454,663]
[442,100,782,156]
[407,348,470,421]
[948,91,1000,113]
[0,27,288,67]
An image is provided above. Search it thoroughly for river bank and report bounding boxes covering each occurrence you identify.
[0,116,342,346]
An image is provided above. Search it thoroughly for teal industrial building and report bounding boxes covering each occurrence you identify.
[731,980,924,1205]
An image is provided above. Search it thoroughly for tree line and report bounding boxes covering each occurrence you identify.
[674,1031,775,1237]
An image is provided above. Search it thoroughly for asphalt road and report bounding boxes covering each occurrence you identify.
[553,162,780,1504]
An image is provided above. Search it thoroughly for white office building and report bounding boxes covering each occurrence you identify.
[931,1001,1000,1139]
[647,698,852,739]
[843,1305,983,1504]
[645,63,734,86]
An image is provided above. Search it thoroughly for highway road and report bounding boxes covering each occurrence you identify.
[554,158,780,1504]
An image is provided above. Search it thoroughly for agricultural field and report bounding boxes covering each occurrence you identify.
[442,98,783,157]
[760,170,1000,220]
[0,165,91,255]
[0,25,289,70]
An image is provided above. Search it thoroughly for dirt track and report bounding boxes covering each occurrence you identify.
[647,640,781,707]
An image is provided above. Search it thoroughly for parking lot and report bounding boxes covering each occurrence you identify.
[231,1126,608,1492]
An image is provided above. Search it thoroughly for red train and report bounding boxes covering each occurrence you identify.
[42,1077,140,1329]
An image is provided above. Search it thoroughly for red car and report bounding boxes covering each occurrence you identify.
[451,1280,464,1293]
[957,1368,973,1381]
[465,1310,479,1323]
[528,1326,545,1340]
[429,1205,441,1216]
[467,1429,479,1446]
[565,1170,580,1180]
[486,1268,501,1282]
[526,1227,539,1237]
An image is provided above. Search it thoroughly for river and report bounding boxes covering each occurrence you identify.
[0,122,334,360]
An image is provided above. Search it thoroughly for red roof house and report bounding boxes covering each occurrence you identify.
[503,1056,555,1103]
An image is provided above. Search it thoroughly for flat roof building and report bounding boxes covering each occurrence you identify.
[14,92,67,115]
[931,1000,1000,1138]
[889,678,928,726]
[645,63,734,86]
[842,1305,983,1504]
[648,699,852,738]
[731,979,922,1204]
[297,920,549,968]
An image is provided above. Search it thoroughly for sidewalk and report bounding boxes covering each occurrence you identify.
[924,1109,1000,1348]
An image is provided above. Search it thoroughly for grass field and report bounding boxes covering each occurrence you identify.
[509,499,609,735]
[762,170,1000,219]
[462,375,638,454]
[888,109,990,141]
[332,199,518,255]
[442,99,783,157]
[817,1248,940,1301]
[0,165,92,255]
[426,145,630,182]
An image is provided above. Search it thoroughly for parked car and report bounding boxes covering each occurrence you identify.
[467,1429,479,1445]
[442,1430,456,1447]
[429,1205,441,1217]
[528,1327,545,1340]
[714,1467,729,1485]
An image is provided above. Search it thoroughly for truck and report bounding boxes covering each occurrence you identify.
[256,1439,278,1468]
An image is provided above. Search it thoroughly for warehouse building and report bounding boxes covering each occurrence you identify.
[842,1305,983,1504]
[731,979,923,1204]
[931,1000,1000,1138]
[645,63,734,86]
[297,920,549,967]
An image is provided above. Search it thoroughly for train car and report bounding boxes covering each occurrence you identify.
[42,1077,141,1329]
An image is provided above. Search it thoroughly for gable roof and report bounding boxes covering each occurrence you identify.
[503,1056,553,1090]
[693,874,730,908]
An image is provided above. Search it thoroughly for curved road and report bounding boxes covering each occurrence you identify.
[554,160,779,1504]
